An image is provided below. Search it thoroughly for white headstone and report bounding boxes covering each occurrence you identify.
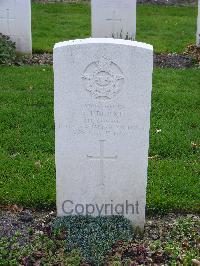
[54,38,153,229]
[92,0,136,40]
[0,0,32,54]
[197,0,200,46]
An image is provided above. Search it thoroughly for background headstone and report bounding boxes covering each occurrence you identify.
[197,0,200,46]
[54,38,153,229]
[92,0,136,40]
[0,0,32,54]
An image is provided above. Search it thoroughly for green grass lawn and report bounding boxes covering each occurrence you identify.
[32,3,197,53]
[0,67,199,213]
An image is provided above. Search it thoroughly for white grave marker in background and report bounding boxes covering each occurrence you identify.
[197,0,200,46]
[54,38,153,229]
[0,0,32,54]
[92,0,136,40]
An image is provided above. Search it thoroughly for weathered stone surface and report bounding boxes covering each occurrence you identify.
[0,0,32,54]
[54,38,153,228]
[92,0,136,40]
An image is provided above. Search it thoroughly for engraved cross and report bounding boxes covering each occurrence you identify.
[87,140,117,186]
[106,11,122,22]
[0,8,15,34]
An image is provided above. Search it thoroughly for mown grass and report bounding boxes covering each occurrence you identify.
[0,67,199,213]
[32,3,197,53]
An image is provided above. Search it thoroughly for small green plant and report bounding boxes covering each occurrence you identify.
[53,215,134,265]
[0,33,17,65]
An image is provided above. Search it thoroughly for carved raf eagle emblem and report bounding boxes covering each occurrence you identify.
[82,57,124,99]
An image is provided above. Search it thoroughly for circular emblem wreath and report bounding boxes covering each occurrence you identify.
[82,57,124,99]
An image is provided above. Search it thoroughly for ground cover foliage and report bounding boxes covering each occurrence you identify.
[0,214,199,265]
[0,34,17,65]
